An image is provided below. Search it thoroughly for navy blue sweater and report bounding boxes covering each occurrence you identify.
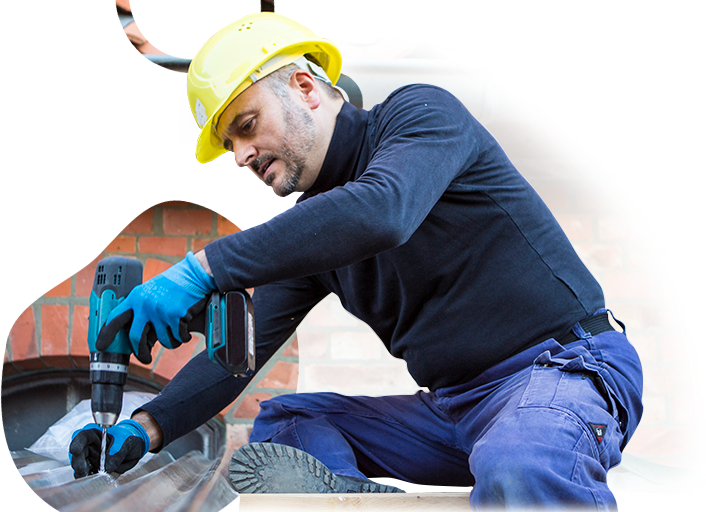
[140,85,604,448]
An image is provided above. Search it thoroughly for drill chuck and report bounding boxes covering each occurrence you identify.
[90,352,130,426]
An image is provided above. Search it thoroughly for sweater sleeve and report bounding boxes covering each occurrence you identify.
[134,277,329,449]
[206,86,480,292]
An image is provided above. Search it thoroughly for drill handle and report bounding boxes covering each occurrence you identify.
[186,299,210,335]
[188,291,255,376]
[88,257,144,355]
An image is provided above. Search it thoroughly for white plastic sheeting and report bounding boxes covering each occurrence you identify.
[13,392,239,512]
[28,392,157,466]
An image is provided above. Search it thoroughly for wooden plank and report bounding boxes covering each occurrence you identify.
[239,493,471,511]
[238,492,681,512]
[613,491,684,503]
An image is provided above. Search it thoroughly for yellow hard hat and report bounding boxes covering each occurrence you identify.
[187,12,342,163]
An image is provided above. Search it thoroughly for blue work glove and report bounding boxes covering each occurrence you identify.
[69,419,150,478]
[96,252,217,363]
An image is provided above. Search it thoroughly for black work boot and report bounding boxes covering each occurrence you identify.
[229,442,405,494]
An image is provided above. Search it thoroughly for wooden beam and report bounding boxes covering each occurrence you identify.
[240,492,471,511]
[238,492,668,512]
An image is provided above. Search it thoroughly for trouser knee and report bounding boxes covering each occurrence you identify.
[468,422,617,510]
[250,393,330,444]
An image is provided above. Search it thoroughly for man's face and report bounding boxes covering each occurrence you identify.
[215,79,317,197]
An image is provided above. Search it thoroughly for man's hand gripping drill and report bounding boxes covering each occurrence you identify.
[68,252,216,478]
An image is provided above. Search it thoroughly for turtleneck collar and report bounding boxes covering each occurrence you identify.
[298,101,369,201]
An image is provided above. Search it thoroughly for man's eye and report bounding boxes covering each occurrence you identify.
[242,120,254,133]
[223,139,233,151]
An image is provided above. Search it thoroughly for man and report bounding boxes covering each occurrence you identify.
[70,12,643,509]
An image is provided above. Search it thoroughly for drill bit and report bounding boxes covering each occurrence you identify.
[99,426,108,473]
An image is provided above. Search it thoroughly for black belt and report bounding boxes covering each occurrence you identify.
[558,312,617,345]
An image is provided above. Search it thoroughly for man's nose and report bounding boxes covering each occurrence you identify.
[233,141,257,168]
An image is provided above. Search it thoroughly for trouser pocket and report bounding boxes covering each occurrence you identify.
[519,347,624,470]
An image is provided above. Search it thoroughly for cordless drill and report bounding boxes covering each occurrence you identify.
[88,256,143,429]
[87,255,255,453]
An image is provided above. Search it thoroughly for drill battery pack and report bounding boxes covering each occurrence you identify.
[204,290,256,377]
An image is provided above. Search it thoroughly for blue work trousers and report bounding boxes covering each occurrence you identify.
[250,312,643,509]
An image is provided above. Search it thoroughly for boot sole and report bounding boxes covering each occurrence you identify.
[229,442,404,494]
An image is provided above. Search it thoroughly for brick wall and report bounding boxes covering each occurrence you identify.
[3,184,704,469]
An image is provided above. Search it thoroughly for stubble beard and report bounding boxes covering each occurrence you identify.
[270,98,317,197]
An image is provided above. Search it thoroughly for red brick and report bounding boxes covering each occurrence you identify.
[45,277,72,297]
[153,342,200,381]
[637,305,665,329]
[625,427,700,456]
[627,332,658,363]
[130,352,157,373]
[601,272,654,300]
[555,214,593,241]
[144,258,173,281]
[163,208,213,236]
[138,236,187,256]
[331,331,381,360]
[76,256,101,297]
[643,455,684,469]
[660,272,682,300]
[41,304,69,356]
[226,424,253,449]
[122,209,154,234]
[381,348,400,362]
[3,358,17,374]
[282,335,299,357]
[42,355,74,369]
[232,392,273,419]
[576,184,625,212]
[191,237,217,253]
[639,308,664,333]
[105,236,136,253]
[13,357,48,371]
[297,331,328,359]
[640,394,668,424]
[608,304,686,331]
[531,181,571,211]
[662,336,699,363]
[305,298,359,327]
[642,365,699,394]
[304,363,416,394]
[70,305,91,366]
[573,243,622,272]
[256,361,298,389]
[159,201,193,208]
[598,215,630,242]
[672,395,706,424]
[217,215,241,236]
[628,245,663,270]
[9,306,38,361]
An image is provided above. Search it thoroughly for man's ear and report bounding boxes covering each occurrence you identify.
[289,69,321,109]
